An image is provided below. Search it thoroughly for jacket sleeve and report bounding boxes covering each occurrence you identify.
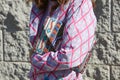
[31,0,97,73]
[29,3,43,46]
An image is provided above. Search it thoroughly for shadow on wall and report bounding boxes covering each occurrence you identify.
[94,0,104,21]
[4,12,20,32]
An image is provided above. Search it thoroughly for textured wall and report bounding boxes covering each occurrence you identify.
[0,0,120,80]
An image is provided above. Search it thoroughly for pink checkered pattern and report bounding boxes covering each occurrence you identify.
[28,0,97,80]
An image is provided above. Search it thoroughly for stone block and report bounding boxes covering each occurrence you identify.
[0,15,5,26]
[83,64,110,80]
[4,30,31,61]
[94,0,110,32]
[114,33,120,42]
[0,30,3,61]
[89,48,120,65]
[0,0,10,16]
[111,66,120,80]
[112,0,120,32]
[114,33,120,49]
[0,0,31,31]
[89,33,120,65]
[0,62,30,80]
[98,33,115,49]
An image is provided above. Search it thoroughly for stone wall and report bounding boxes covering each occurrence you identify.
[0,0,119,80]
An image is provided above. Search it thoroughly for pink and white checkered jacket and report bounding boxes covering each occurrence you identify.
[28,0,97,80]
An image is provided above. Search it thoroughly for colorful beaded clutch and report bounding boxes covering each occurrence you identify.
[32,17,63,55]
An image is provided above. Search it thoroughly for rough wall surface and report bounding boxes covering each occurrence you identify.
[0,0,119,80]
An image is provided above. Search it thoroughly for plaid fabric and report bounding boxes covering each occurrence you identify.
[29,0,97,80]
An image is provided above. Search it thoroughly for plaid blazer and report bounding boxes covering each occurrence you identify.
[29,0,97,80]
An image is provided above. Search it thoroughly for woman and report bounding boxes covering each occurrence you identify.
[28,0,97,80]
